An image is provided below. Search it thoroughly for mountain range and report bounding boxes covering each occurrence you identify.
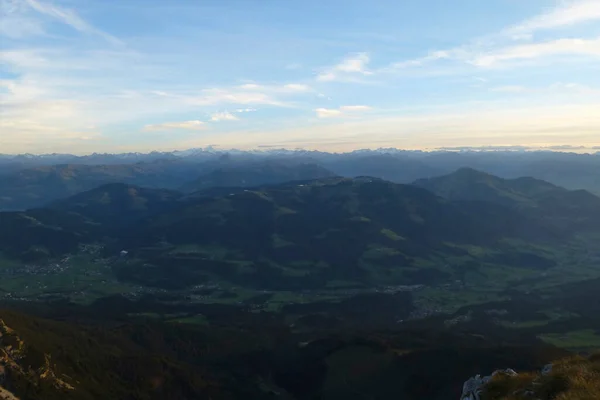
[2,170,599,291]
[0,156,600,400]
[180,162,336,193]
[2,158,600,399]
[1,149,599,211]
[414,168,600,232]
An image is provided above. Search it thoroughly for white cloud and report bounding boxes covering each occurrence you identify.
[315,108,343,118]
[381,1,600,73]
[386,50,450,70]
[240,83,261,89]
[283,83,310,92]
[491,82,600,95]
[337,53,370,73]
[185,89,286,107]
[0,12,45,38]
[551,82,600,94]
[238,82,311,93]
[210,111,239,121]
[2,0,598,155]
[507,0,600,36]
[187,103,600,153]
[20,0,123,44]
[0,46,308,152]
[0,49,51,69]
[382,35,600,73]
[383,35,600,73]
[315,105,371,118]
[471,37,600,67]
[491,85,527,93]
[316,72,336,81]
[317,53,373,82]
[339,105,372,111]
[143,120,205,131]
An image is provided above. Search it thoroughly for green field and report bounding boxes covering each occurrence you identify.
[540,330,600,351]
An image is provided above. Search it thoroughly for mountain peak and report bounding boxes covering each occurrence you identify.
[49,183,181,226]
[414,169,600,232]
[453,167,495,178]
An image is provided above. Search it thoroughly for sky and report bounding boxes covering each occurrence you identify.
[1,0,599,155]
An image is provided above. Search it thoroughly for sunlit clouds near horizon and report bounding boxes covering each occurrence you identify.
[1,0,599,154]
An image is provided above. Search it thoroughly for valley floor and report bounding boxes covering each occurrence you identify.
[2,243,600,352]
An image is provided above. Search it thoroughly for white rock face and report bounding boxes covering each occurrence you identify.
[460,364,555,399]
[460,374,489,400]
[460,369,518,400]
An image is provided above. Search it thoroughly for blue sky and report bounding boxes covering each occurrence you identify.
[1,0,599,154]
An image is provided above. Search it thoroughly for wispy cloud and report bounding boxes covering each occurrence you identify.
[491,82,600,95]
[315,105,372,118]
[0,0,45,38]
[0,42,310,152]
[239,83,261,90]
[143,120,205,131]
[551,82,600,94]
[190,103,600,152]
[173,83,315,107]
[210,111,239,122]
[471,37,600,67]
[506,0,600,37]
[238,82,312,93]
[381,1,600,74]
[283,83,311,92]
[1,0,599,154]
[18,0,123,44]
[317,53,373,82]
[184,88,287,107]
[315,108,343,118]
[384,51,450,71]
[491,85,527,93]
[339,105,371,111]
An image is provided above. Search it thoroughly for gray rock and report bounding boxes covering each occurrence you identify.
[461,375,486,400]
[541,364,553,375]
[460,369,518,399]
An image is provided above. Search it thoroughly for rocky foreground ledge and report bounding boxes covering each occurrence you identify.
[460,353,600,400]
[1,318,73,400]
[0,386,19,400]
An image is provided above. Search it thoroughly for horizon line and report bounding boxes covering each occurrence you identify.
[1,145,600,158]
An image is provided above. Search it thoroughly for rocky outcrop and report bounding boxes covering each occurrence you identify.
[0,388,19,400]
[456,360,600,400]
[0,319,75,397]
[0,385,19,400]
[460,369,518,400]
[0,322,20,400]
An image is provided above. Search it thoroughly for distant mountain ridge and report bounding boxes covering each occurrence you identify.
[0,162,201,211]
[48,183,183,227]
[414,168,600,232]
[414,168,565,206]
[2,150,599,211]
[4,174,594,290]
[180,162,336,193]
